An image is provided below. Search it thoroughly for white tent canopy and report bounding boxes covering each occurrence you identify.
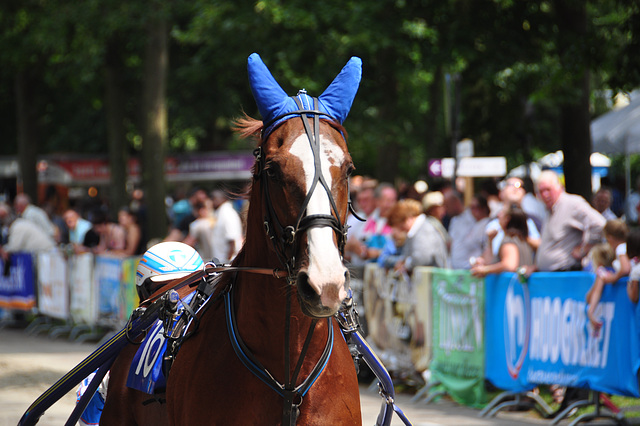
[591,96,640,155]
[591,94,640,194]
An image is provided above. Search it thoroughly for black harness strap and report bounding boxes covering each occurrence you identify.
[283,287,319,425]
[293,97,345,250]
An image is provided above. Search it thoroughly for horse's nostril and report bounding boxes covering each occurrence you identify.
[297,272,318,301]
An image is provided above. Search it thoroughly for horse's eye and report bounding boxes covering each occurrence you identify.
[265,162,280,180]
[346,164,355,178]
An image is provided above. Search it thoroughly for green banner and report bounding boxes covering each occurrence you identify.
[430,268,486,408]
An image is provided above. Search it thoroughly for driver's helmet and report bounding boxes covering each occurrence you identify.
[136,241,204,300]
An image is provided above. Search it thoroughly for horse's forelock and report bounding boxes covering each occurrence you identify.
[233,114,348,145]
[232,114,264,141]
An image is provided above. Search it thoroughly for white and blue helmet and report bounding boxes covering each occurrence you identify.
[136,242,204,295]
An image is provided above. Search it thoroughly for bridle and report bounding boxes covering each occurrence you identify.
[253,93,353,283]
[219,94,362,425]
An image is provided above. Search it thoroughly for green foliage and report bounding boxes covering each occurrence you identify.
[0,0,639,184]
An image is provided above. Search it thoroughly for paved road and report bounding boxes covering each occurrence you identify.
[0,327,545,425]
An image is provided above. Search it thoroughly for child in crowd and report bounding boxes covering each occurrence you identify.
[626,229,640,304]
[582,243,614,275]
[377,226,407,270]
[585,220,631,331]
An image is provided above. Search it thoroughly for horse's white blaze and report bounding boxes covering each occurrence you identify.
[289,132,348,308]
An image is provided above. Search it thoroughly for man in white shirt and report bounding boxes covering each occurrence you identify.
[183,201,216,262]
[0,203,55,261]
[211,190,243,263]
[449,195,491,269]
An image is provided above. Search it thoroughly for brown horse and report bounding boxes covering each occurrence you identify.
[101,54,363,425]
[166,114,361,425]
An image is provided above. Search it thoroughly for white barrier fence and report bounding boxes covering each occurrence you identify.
[0,249,140,340]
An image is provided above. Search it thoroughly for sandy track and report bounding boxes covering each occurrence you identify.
[0,328,544,426]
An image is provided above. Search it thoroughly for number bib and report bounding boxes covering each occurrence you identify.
[126,292,194,394]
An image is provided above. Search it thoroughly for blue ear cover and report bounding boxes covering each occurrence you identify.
[247,53,362,131]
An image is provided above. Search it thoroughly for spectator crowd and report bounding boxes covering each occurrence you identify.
[343,171,640,308]
[4,171,640,329]
[4,170,640,408]
[3,171,640,293]
[342,170,640,409]
[0,186,243,266]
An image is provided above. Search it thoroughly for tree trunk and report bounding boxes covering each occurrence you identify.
[426,64,444,158]
[555,0,591,199]
[141,19,169,241]
[560,73,591,199]
[105,41,129,216]
[15,71,39,203]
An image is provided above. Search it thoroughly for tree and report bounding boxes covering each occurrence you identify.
[141,13,169,241]
[1,0,640,206]
[1,1,50,202]
[15,70,39,201]
[555,0,591,199]
[105,38,130,216]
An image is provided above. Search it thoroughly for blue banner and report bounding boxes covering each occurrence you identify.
[485,272,533,392]
[0,253,36,310]
[94,255,123,323]
[485,271,640,397]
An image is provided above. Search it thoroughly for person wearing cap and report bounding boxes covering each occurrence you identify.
[422,191,450,252]
[422,191,446,222]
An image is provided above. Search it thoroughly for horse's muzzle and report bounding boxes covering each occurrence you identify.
[296,271,350,318]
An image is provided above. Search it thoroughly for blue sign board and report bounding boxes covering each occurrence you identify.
[485,272,639,397]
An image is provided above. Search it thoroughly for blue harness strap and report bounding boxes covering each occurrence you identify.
[224,288,334,399]
[336,291,413,426]
[349,331,413,426]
